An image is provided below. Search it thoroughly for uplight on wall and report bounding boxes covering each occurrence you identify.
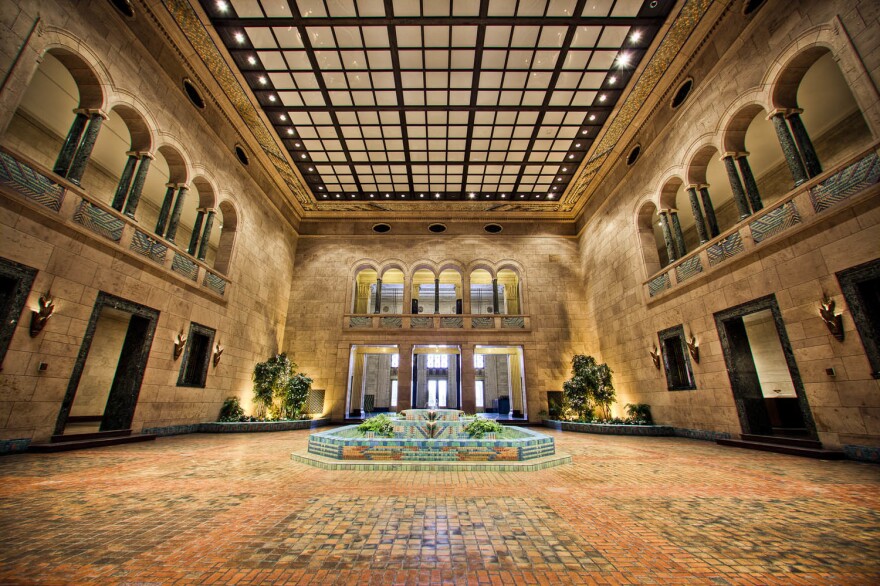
[29,293,54,338]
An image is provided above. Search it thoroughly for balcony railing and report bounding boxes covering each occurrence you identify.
[345,313,531,331]
[644,142,880,301]
[0,146,230,299]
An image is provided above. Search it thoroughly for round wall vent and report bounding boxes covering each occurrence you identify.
[234,145,249,165]
[428,223,447,233]
[671,78,693,109]
[627,145,641,166]
[108,0,135,18]
[372,223,391,233]
[484,223,503,234]
[183,79,206,109]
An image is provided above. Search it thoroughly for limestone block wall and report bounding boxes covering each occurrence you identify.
[0,0,298,441]
[283,224,591,422]
[573,0,880,449]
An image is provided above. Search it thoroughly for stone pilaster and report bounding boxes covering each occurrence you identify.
[374,278,382,314]
[492,278,500,314]
[434,277,440,314]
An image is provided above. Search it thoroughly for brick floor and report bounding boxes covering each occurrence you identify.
[0,429,878,585]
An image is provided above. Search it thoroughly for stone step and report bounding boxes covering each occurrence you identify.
[740,434,822,449]
[50,429,132,443]
[717,438,845,460]
[29,433,156,453]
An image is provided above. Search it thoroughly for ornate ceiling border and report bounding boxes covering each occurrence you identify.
[163,0,713,217]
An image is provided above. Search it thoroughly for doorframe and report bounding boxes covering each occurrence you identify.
[0,257,37,369]
[713,294,818,439]
[54,292,160,435]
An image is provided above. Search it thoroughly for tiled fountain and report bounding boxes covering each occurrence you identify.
[292,409,570,471]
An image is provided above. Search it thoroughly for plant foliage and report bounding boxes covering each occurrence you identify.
[464,416,504,439]
[252,353,312,420]
[218,396,245,422]
[625,403,653,424]
[562,354,616,421]
[358,414,395,437]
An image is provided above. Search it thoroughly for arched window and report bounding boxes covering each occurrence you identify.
[378,268,404,314]
[637,201,665,273]
[469,269,496,315]
[352,268,378,314]
[213,201,239,274]
[438,269,463,314]
[496,269,521,315]
[411,268,435,314]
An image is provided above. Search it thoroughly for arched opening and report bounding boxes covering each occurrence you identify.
[496,268,521,315]
[214,201,238,274]
[773,49,873,174]
[5,50,104,184]
[719,104,777,224]
[411,268,435,314]
[378,268,405,314]
[637,201,663,275]
[147,145,190,242]
[469,269,496,315]
[658,178,690,259]
[687,145,731,240]
[438,268,463,314]
[352,268,378,314]
[181,177,217,260]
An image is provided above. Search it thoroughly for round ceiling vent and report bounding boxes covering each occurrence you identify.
[484,223,503,234]
[627,145,641,166]
[108,0,135,18]
[183,79,206,109]
[372,223,391,233]
[428,223,447,233]
[234,145,249,165]
[671,78,693,109]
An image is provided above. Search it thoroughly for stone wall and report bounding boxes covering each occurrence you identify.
[572,0,880,449]
[0,0,298,442]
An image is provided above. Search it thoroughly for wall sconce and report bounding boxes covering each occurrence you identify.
[213,343,224,367]
[29,293,54,338]
[819,295,844,341]
[686,334,700,364]
[650,345,661,370]
[173,332,187,360]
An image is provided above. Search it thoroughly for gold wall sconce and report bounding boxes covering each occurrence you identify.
[173,332,187,360]
[650,345,661,370]
[819,295,844,341]
[29,293,54,338]
[686,334,700,364]
[213,343,224,367]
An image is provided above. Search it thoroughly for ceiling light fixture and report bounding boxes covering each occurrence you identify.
[258,76,267,85]
[598,94,607,102]
[582,129,588,134]
[616,52,632,68]
[294,142,301,147]
[300,154,307,159]
[268,94,276,102]
[589,114,596,121]
[216,0,228,12]
[575,143,581,148]
[308,167,314,171]
[247,56,256,65]
[234,32,245,43]
[279,114,286,121]
[469,192,475,198]
[630,30,642,43]
[609,75,617,84]
[286,128,294,135]
[568,154,575,159]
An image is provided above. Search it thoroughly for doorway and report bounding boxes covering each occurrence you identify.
[54,292,159,436]
[411,345,460,409]
[0,257,37,369]
[345,345,399,418]
[714,295,817,439]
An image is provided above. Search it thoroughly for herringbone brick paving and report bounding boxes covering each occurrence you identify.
[0,429,878,584]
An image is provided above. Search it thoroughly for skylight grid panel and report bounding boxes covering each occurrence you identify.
[589,50,619,69]
[333,27,364,48]
[547,0,577,16]
[346,71,372,89]
[396,26,422,47]
[562,50,591,70]
[598,26,631,48]
[424,51,450,71]
[297,126,318,138]
[572,91,597,106]
[341,50,369,69]
[557,127,579,139]
[611,0,643,17]
[556,71,581,89]
[538,26,568,48]
[366,50,393,69]
[258,51,287,70]
[303,139,323,150]
[392,0,420,16]
[284,51,313,70]
[317,126,339,138]
[231,0,262,17]
[580,71,605,88]
[582,0,613,17]
[399,50,422,69]
[546,151,566,162]
[293,72,320,89]
[423,26,451,48]
[269,72,295,89]
[313,51,343,69]
[356,0,385,17]
[310,152,330,161]
[499,91,524,106]
[323,139,343,151]
[450,50,475,69]
[297,0,327,17]
[307,27,336,48]
[549,91,574,106]
[273,27,303,48]
[423,0,451,16]
[245,28,276,48]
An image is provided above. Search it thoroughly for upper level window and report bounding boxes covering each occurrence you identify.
[658,325,695,391]
[177,322,216,388]
[426,354,449,368]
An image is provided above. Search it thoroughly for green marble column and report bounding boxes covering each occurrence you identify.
[111,153,138,211]
[434,278,440,314]
[492,278,500,314]
[374,278,382,314]
[770,112,808,186]
[164,186,188,244]
[670,210,687,258]
[53,111,88,177]
[67,112,106,186]
[787,111,822,178]
[736,154,763,212]
[699,186,720,237]
[658,211,677,263]
[155,184,176,236]
[722,154,752,220]
[187,209,205,255]
[122,154,152,218]
[196,210,215,261]
[686,186,709,244]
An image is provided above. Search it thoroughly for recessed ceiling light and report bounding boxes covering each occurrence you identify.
[279,114,286,121]
[557,178,562,181]
[370,193,375,197]
[575,143,581,148]
[216,0,228,12]
[609,76,617,84]
[562,168,568,172]
[268,94,276,102]
[286,128,294,135]
[318,186,323,189]
[435,193,440,198]
[520,194,525,198]
[582,129,588,134]
[335,194,340,198]
[385,193,390,198]
[258,76,267,85]
[247,56,256,65]
[322,194,327,198]
[351,194,355,197]
[300,154,307,159]
[420,193,424,198]
[469,192,475,198]
[630,31,642,43]
[548,194,554,199]
[308,167,314,171]
[616,52,632,68]
[234,32,245,43]
[589,114,596,121]
[568,154,575,159]
[598,94,607,102]
[294,142,301,147]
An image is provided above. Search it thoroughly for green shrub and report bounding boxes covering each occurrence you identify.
[464,416,504,439]
[625,403,653,424]
[252,353,313,420]
[358,414,395,437]
[562,354,616,420]
[218,396,245,422]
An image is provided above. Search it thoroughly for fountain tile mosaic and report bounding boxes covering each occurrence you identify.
[1,429,879,584]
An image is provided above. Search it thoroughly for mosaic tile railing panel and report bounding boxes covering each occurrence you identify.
[440,316,464,329]
[0,150,65,211]
[202,271,227,296]
[349,316,372,328]
[380,316,402,329]
[750,201,802,244]
[707,232,744,267]
[471,316,493,329]
[130,229,168,264]
[810,151,880,213]
[73,201,124,242]
[674,255,703,283]
[171,252,199,281]
[502,316,526,329]
[648,272,671,297]
[410,316,432,329]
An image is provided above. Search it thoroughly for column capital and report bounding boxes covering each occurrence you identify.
[126,150,154,159]
[686,184,703,191]
[784,108,805,117]
[720,151,739,160]
[767,108,790,119]
[734,151,750,159]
